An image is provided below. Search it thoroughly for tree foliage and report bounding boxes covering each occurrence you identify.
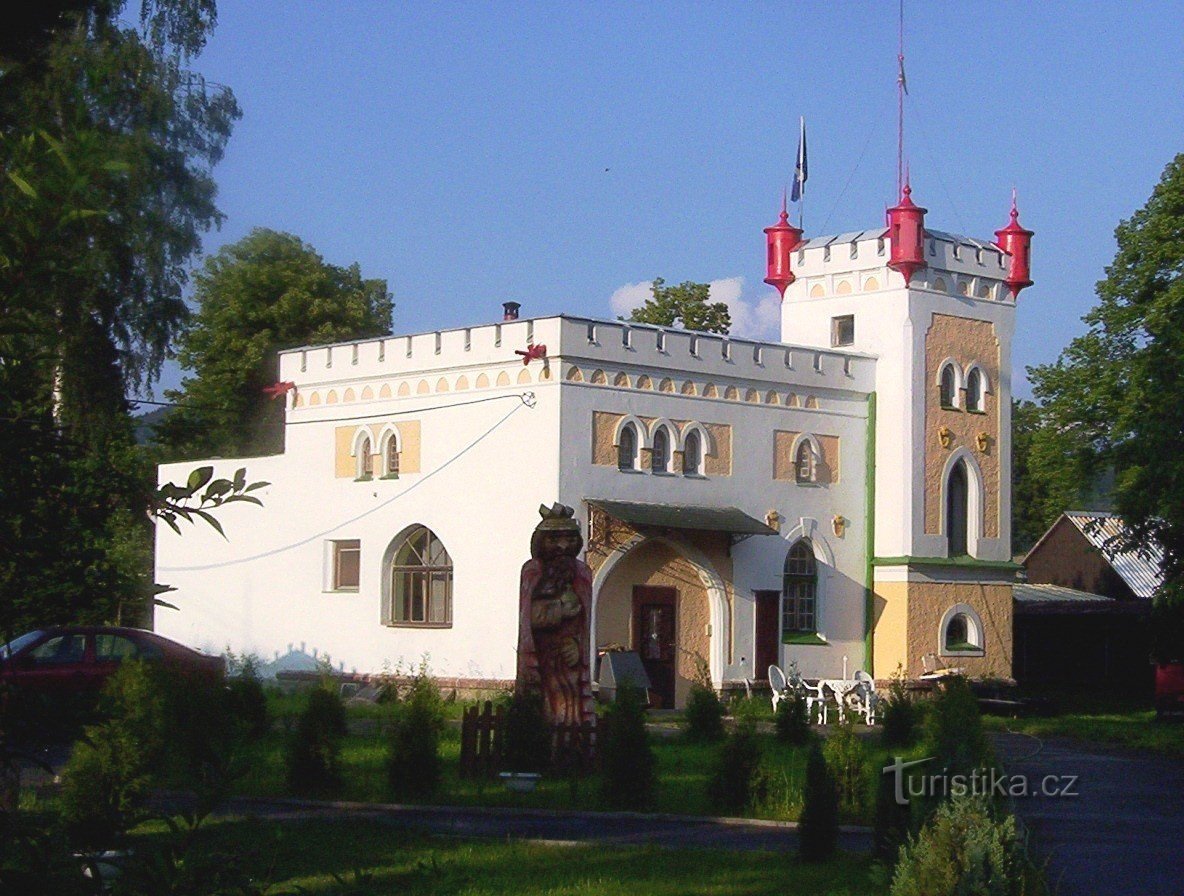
[154,228,393,459]
[1027,153,1184,654]
[0,1,238,633]
[626,278,730,334]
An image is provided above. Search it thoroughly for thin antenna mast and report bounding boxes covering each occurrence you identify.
[897,0,906,198]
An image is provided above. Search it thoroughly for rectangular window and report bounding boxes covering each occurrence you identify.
[332,540,361,590]
[831,315,855,347]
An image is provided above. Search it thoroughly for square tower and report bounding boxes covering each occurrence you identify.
[781,225,1019,680]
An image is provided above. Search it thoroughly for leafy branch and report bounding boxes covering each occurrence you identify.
[152,465,268,538]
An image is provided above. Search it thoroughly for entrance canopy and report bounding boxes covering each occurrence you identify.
[587,500,777,538]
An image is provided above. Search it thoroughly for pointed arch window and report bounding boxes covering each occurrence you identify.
[384,433,400,478]
[683,430,702,475]
[652,427,670,473]
[966,368,984,412]
[782,540,817,633]
[947,460,969,556]
[618,423,638,471]
[386,526,452,627]
[358,436,373,479]
[940,365,957,409]
[795,440,815,483]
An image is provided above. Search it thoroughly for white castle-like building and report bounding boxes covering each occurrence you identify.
[156,183,1034,707]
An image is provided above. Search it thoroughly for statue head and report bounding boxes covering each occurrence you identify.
[530,503,584,561]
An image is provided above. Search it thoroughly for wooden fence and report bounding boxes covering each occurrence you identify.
[458,700,600,778]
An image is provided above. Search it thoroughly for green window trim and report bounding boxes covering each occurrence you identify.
[782,631,829,646]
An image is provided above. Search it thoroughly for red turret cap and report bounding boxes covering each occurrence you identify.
[885,179,927,284]
[994,193,1033,299]
[764,192,803,298]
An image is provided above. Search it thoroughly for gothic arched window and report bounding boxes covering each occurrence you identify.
[940,364,958,409]
[947,460,969,556]
[782,540,817,633]
[618,423,638,471]
[386,526,452,627]
[795,440,815,483]
[358,437,373,479]
[651,427,670,473]
[683,430,702,475]
[966,368,984,412]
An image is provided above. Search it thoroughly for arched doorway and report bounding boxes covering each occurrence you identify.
[592,536,726,708]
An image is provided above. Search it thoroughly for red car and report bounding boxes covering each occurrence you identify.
[0,626,224,697]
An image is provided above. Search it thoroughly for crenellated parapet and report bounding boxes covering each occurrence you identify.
[783,228,1016,304]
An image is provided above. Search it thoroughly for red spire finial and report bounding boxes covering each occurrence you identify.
[886,176,927,284]
[994,189,1033,299]
[764,191,803,299]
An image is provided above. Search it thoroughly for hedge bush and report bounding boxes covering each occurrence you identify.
[706,719,766,814]
[600,685,656,810]
[386,672,445,799]
[285,686,347,795]
[890,795,1046,896]
[774,693,812,746]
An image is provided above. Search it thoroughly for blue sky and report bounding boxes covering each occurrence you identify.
[158,1,1184,400]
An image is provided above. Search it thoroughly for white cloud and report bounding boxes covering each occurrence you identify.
[608,279,654,318]
[711,277,781,341]
[606,276,781,341]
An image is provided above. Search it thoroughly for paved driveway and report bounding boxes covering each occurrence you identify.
[992,732,1184,896]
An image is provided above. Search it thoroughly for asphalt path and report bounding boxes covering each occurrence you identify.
[218,796,875,853]
[992,731,1184,896]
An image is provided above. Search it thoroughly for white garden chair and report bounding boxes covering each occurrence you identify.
[768,664,828,725]
[851,669,879,725]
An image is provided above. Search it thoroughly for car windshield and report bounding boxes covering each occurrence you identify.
[0,630,45,659]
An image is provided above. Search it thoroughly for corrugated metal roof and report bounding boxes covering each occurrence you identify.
[1065,511,1164,599]
[1013,583,1117,604]
[587,500,776,536]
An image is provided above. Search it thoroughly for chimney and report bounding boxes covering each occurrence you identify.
[502,302,521,321]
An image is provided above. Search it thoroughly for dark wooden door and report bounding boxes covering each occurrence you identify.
[632,586,677,708]
[754,590,781,680]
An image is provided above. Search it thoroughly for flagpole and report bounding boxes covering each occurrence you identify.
[797,116,805,231]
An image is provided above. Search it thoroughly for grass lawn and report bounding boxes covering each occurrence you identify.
[235,693,897,823]
[127,816,885,896]
[233,717,832,821]
[982,709,1184,757]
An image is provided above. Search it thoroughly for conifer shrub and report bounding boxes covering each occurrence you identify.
[924,676,992,783]
[774,693,812,746]
[880,665,918,748]
[890,796,1046,896]
[285,686,347,795]
[798,741,839,862]
[60,661,166,848]
[600,684,655,810]
[706,718,766,814]
[386,667,445,798]
[822,720,869,816]
[502,688,550,774]
[226,659,270,739]
[683,657,725,742]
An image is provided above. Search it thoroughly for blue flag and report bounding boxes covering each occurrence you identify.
[791,117,807,203]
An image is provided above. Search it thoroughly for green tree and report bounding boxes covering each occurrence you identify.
[0,1,238,633]
[626,278,731,334]
[155,229,393,459]
[1027,153,1184,656]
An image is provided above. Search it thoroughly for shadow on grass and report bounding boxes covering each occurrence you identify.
[132,816,882,896]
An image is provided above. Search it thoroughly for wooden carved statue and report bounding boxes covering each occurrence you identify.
[516,503,596,728]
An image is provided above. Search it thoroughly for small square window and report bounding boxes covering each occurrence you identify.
[831,315,855,347]
[332,540,361,590]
